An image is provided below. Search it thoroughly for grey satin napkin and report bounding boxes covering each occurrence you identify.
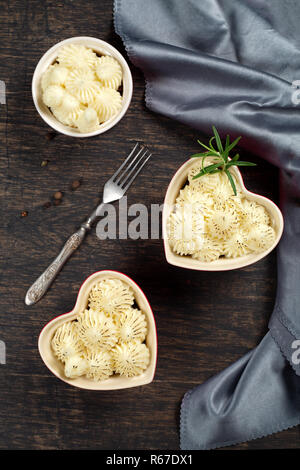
[114,0,300,449]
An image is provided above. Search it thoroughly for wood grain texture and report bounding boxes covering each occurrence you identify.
[0,0,299,450]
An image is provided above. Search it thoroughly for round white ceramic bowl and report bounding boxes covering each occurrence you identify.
[163,158,284,271]
[38,270,157,390]
[32,36,133,138]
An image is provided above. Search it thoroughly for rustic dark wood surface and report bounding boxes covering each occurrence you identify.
[0,0,299,450]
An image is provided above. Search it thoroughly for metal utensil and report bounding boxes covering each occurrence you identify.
[25,143,152,306]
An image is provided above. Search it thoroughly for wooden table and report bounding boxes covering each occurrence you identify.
[0,0,298,450]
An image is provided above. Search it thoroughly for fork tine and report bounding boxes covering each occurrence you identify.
[115,145,145,184]
[112,142,142,182]
[123,152,152,191]
[120,149,150,188]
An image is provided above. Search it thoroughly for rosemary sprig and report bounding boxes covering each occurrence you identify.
[191,126,256,195]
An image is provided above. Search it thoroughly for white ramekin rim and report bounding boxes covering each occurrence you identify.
[32,36,133,138]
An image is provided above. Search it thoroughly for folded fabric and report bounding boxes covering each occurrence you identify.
[181,333,300,449]
[114,0,300,448]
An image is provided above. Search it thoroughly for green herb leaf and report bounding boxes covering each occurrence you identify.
[225,169,237,196]
[192,162,222,179]
[224,135,230,162]
[212,126,223,154]
[209,137,216,147]
[225,135,230,150]
[197,140,212,152]
[227,161,257,167]
[223,137,241,162]
[225,136,241,154]
[190,127,256,195]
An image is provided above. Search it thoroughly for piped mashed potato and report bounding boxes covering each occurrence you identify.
[51,279,150,381]
[167,161,276,262]
[41,44,123,133]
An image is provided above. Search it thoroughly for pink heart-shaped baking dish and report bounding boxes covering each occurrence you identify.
[163,159,284,271]
[38,270,157,390]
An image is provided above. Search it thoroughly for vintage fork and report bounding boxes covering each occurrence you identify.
[25,143,152,306]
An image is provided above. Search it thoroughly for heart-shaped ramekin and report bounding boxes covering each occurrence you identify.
[38,270,157,390]
[163,159,284,271]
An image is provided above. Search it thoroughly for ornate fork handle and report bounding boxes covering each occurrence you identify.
[25,227,87,306]
[24,142,151,306]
